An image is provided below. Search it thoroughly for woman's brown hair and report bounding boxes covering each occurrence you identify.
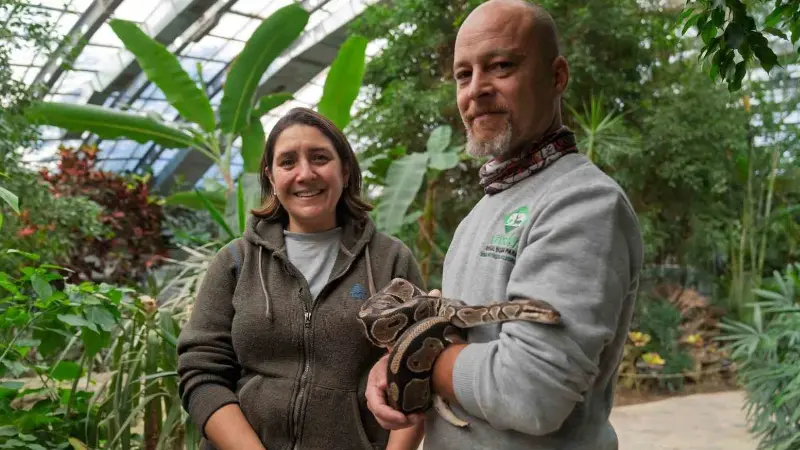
[251,107,373,224]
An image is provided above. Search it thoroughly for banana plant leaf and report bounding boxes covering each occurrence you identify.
[252,92,293,118]
[426,125,459,171]
[219,4,309,135]
[224,173,261,236]
[109,19,216,132]
[240,117,266,173]
[196,189,235,240]
[26,102,202,150]
[317,35,369,130]
[164,189,227,212]
[375,152,429,235]
[237,180,246,235]
[0,186,19,213]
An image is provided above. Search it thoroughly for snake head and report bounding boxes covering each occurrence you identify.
[380,278,425,301]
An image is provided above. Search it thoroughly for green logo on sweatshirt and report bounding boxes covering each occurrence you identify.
[503,206,529,233]
[479,206,530,263]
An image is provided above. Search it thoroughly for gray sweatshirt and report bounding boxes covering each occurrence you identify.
[423,153,644,449]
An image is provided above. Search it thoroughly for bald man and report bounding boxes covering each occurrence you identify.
[365,0,644,449]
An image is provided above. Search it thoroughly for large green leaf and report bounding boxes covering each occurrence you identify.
[237,180,246,235]
[0,185,19,213]
[252,92,293,118]
[50,361,82,381]
[240,118,266,173]
[164,189,227,212]
[197,188,235,240]
[225,173,260,235]
[219,4,309,134]
[429,152,459,171]
[317,35,369,130]
[426,125,452,154]
[26,102,201,150]
[426,125,459,171]
[375,152,429,234]
[109,19,216,132]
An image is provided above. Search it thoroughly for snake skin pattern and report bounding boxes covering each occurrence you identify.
[358,278,562,427]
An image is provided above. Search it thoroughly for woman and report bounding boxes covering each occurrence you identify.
[177,107,425,450]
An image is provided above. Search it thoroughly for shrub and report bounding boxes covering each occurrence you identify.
[39,146,170,286]
[717,263,800,450]
[0,157,109,276]
[0,250,198,449]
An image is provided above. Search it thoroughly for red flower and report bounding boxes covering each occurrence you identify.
[18,227,36,237]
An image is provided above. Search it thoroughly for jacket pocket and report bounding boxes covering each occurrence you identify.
[237,375,295,449]
[299,385,382,450]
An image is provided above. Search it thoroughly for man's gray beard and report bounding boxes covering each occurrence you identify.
[465,120,513,159]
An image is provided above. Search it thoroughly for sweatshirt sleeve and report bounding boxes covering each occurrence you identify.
[177,241,242,437]
[451,179,643,435]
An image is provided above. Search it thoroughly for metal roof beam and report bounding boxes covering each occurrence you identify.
[83,0,221,107]
[32,0,125,91]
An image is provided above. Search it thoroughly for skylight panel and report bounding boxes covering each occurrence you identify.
[208,13,250,40]
[114,0,160,24]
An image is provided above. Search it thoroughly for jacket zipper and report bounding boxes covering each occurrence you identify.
[286,257,357,450]
[290,300,312,450]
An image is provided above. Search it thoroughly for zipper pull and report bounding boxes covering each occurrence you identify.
[304,311,311,327]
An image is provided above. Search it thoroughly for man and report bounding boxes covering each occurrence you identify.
[365,0,644,449]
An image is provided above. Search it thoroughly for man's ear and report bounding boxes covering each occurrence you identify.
[552,56,569,94]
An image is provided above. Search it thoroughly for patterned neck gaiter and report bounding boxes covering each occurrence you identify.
[478,126,578,195]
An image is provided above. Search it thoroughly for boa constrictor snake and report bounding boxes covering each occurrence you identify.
[358,278,562,428]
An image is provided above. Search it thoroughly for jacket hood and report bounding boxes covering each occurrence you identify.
[243,214,376,257]
[242,214,378,321]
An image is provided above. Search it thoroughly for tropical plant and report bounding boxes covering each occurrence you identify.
[0,179,19,231]
[38,145,170,286]
[0,1,60,232]
[0,159,109,277]
[717,263,800,449]
[0,0,57,158]
[24,4,369,244]
[678,0,799,91]
[367,125,463,284]
[0,250,129,449]
[566,94,640,167]
[0,247,202,450]
[628,293,696,392]
[95,293,195,450]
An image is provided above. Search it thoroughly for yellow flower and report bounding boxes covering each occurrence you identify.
[628,331,651,347]
[140,295,157,313]
[683,333,703,346]
[642,352,665,367]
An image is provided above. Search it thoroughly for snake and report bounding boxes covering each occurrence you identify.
[358,278,562,428]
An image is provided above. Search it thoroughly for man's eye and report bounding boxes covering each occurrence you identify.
[455,70,471,81]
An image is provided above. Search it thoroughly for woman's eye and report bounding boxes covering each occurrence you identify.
[278,159,294,167]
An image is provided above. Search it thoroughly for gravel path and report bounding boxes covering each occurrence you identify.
[611,390,757,450]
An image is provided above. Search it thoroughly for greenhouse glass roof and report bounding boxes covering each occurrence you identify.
[10,0,384,191]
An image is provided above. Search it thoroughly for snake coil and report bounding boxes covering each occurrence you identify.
[358,278,562,427]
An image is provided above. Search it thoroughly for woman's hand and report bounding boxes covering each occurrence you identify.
[205,403,266,450]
